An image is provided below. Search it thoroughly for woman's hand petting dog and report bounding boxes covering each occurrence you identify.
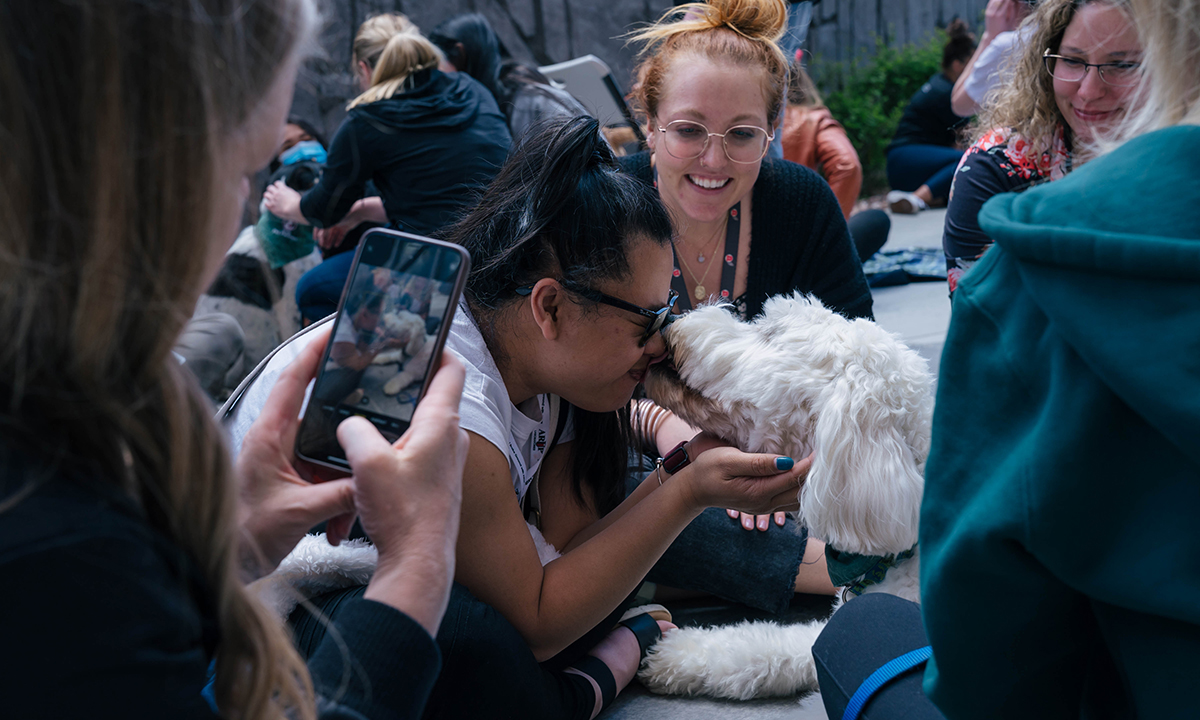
[676,447,813,515]
[683,433,789,531]
[262,179,307,224]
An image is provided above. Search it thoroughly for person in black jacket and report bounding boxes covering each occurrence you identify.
[264,13,511,323]
[0,2,469,718]
[883,19,977,214]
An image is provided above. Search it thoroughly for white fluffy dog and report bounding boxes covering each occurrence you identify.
[639,292,933,702]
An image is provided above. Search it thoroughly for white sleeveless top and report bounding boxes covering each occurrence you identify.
[446,301,574,506]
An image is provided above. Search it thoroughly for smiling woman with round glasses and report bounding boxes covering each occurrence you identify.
[611,0,874,584]
[943,0,1142,295]
[624,0,872,321]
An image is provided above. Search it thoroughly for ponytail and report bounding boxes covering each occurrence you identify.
[452,115,672,311]
[347,13,439,109]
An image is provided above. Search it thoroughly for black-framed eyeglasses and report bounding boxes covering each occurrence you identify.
[657,120,774,164]
[1042,50,1143,88]
[515,284,679,346]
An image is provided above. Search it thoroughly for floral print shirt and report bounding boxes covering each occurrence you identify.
[942,126,1073,294]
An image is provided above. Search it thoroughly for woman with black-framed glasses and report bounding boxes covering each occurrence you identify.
[943,0,1142,296]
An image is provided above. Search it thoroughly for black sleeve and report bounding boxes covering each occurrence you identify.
[798,175,875,321]
[300,114,374,228]
[4,535,220,720]
[310,599,443,720]
[943,147,1027,265]
[3,528,441,720]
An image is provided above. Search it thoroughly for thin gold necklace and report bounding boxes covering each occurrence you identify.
[679,218,726,264]
[675,218,728,300]
[675,233,724,301]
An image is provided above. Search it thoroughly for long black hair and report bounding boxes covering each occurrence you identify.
[429,14,504,101]
[445,115,673,514]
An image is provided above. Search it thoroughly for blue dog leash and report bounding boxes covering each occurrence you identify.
[841,645,932,720]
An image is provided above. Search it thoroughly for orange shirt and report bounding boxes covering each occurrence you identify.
[781,105,862,221]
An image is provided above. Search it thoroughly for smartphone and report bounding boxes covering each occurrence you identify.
[295,228,470,477]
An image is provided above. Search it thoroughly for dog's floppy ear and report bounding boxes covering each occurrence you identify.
[799,371,926,557]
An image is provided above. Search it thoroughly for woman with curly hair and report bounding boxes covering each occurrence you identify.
[942,0,1142,293]
[818,0,1200,716]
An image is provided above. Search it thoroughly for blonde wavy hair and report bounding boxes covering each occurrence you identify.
[1110,0,1200,144]
[0,1,318,719]
[975,0,1132,153]
[628,0,790,128]
[348,13,441,109]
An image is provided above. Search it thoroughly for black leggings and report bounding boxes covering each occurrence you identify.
[291,582,638,720]
[813,593,945,720]
[848,209,891,263]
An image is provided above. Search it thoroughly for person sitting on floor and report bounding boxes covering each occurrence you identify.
[284,115,817,720]
[782,57,891,261]
[814,0,1200,718]
[0,1,471,718]
[884,19,977,214]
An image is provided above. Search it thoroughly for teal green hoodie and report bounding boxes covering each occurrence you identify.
[920,125,1200,719]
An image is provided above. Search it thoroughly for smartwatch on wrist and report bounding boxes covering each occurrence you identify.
[661,440,692,474]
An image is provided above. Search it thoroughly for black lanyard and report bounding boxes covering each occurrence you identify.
[669,202,741,312]
[652,166,743,311]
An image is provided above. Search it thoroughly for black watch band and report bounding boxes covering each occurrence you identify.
[661,440,692,474]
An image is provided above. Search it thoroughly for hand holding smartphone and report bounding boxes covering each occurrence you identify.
[296,228,470,478]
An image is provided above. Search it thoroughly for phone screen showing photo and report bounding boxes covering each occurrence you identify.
[296,231,466,469]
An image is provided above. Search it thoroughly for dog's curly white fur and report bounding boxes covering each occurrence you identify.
[249,524,562,624]
[641,293,933,701]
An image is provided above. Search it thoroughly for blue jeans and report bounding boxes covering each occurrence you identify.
[885,144,964,202]
[295,250,355,324]
[626,455,809,615]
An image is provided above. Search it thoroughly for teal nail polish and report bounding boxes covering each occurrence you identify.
[775,457,794,471]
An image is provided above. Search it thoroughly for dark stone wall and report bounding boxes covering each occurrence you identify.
[292,0,989,139]
[292,0,675,139]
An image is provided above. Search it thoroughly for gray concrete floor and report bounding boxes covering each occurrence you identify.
[868,209,951,378]
[601,209,951,720]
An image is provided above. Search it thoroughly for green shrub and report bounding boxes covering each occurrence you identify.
[815,31,946,196]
